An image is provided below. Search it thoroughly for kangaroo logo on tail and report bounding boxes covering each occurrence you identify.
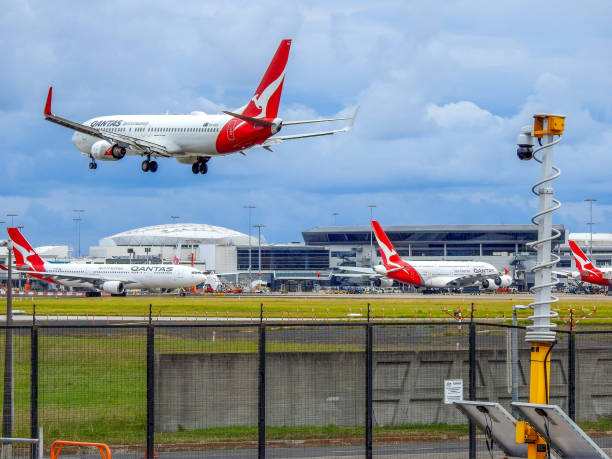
[371,221,404,268]
[569,240,602,278]
[7,227,45,272]
[242,39,291,119]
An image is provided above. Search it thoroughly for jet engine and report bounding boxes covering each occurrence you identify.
[481,277,502,290]
[91,140,126,161]
[374,278,393,288]
[271,118,283,134]
[102,281,124,294]
[498,274,513,288]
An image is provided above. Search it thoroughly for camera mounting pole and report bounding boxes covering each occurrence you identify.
[515,113,565,459]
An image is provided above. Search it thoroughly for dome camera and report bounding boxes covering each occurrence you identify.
[516,125,534,160]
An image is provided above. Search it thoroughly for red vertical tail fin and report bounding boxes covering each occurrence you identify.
[569,240,601,276]
[371,221,404,268]
[242,39,291,119]
[7,228,46,271]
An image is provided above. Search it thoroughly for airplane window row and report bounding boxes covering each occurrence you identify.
[149,127,219,133]
[98,126,219,134]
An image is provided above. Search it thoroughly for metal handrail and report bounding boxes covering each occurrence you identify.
[0,427,43,459]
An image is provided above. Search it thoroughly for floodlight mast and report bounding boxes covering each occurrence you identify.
[516,114,565,459]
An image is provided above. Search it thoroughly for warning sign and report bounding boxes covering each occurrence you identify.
[444,379,463,404]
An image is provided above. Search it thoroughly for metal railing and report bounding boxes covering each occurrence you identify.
[0,317,608,458]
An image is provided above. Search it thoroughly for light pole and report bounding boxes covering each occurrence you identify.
[244,206,255,288]
[73,209,85,258]
[368,205,376,267]
[332,212,339,226]
[6,214,17,228]
[585,199,596,258]
[1,237,13,446]
[253,224,265,281]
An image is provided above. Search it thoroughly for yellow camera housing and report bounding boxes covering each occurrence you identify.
[533,114,565,137]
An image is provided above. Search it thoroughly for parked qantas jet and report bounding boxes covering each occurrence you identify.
[7,227,207,294]
[564,240,611,287]
[44,39,357,175]
[337,221,513,290]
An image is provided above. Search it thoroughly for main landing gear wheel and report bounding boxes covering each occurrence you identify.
[199,161,208,175]
[149,160,158,173]
[88,161,97,170]
[141,160,150,172]
[192,162,199,174]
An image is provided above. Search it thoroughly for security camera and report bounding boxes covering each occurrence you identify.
[516,125,534,160]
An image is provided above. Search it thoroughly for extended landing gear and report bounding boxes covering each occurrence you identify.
[192,159,209,175]
[88,161,97,170]
[141,159,158,173]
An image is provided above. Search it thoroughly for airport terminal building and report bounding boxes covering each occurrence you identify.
[80,222,574,292]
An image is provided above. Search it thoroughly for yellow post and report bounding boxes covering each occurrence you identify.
[522,341,553,458]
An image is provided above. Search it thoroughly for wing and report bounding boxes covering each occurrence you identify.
[334,266,376,275]
[43,87,171,158]
[16,268,138,288]
[332,272,374,279]
[432,274,493,289]
[553,270,580,279]
[261,106,359,148]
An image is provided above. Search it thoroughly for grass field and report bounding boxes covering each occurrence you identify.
[2,294,610,326]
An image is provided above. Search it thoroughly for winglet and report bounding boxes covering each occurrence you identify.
[339,105,359,133]
[44,87,53,116]
[222,110,273,127]
[348,105,359,129]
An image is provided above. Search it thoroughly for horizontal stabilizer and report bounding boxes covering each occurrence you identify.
[222,111,273,127]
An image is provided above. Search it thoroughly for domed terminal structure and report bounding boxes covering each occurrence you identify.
[91,223,261,273]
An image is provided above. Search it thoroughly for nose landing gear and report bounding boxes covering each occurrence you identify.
[88,154,97,170]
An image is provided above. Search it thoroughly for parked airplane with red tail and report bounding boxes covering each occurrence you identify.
[566,240,611,287]
[337,221,513,290]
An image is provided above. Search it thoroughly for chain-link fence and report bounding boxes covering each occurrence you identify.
[0,321,610,458]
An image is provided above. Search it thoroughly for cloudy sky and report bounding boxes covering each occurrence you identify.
[2,1,612,251]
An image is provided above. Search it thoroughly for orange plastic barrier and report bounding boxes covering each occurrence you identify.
[51,440,111,459]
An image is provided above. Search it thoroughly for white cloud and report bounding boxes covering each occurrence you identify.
[1,1,612,247]
[425,101,503,129]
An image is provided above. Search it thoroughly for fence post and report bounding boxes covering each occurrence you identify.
[146,306,155,458]
[568,331,576,420]
[365,322,373,459]
[258,319,266,459]
[468,321,476,459]
[30,319,38,459]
